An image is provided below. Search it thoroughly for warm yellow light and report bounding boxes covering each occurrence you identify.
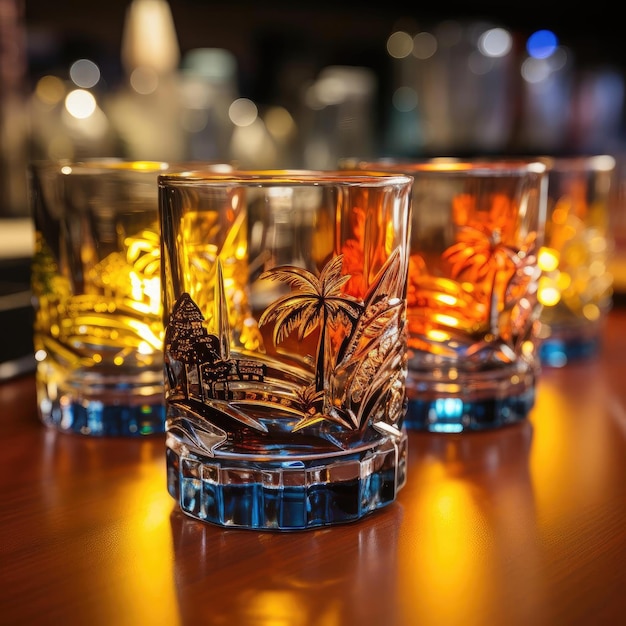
[121,0,180,74]
[538,246,559,272]
[130,161,166,172]
[552,206,569,225]
[125,319,163,350]
[401,468,491,623]
[582,303,601,321]
[538,276,561,306]
[99,451,179,624]
[64,89,96,119]
[143,277,161,314]
[589,233,607,253]
[240,591,310,625]
[433,313,460,327]
[235,243,247,260]
[130,272,143,301]
[35,75,66,105]
[427,329,451,342]
[435,293,459,306]
[264,106,296,140]
[556,272,571,290]
[137,340,154,355]
[589,260,606,277]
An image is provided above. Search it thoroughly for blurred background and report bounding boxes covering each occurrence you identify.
[1,0,626,377]
[1,0,624,219]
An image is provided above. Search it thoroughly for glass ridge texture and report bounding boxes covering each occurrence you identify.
[29,159,232,436]
[159,170,413,529]
[344,159,549,432]
[537,155,616,367]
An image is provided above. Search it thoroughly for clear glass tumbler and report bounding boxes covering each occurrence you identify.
[159,170,413,529]
[344,159,549,432]
[29,159,231,436]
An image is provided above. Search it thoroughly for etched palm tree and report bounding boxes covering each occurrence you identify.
[441,195,540,363]
[258,254,363,394]
[292,383,326,431]
[442,194,530,336]
[443,225,517,334]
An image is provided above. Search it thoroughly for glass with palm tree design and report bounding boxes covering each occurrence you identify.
[344,158,549,432]
[536,155,616,367]
[29,158,232,437]
[159,169,413,529]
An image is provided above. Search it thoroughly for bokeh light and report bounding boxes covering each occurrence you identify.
[64,89,97,119]
[69,59,101,89]
[526,29,559,59]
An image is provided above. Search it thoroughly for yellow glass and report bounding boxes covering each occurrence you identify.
[537,155,616,366]
[29,159,231,436]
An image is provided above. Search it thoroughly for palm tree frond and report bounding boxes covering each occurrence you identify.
[271,307,307,344]
[259,293,317,326]
[323,272,352,297]
[319,254,346,285]
[259,265,321,294]
[323,296,362,321]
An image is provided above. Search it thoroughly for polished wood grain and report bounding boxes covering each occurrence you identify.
[2,308,626,626]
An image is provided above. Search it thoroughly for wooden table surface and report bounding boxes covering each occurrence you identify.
[2,307,626,626]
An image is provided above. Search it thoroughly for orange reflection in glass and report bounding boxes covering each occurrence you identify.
[340,201,397,300]
[407,190,538,354]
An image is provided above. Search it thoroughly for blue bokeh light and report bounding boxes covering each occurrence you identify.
[526,29,559,59]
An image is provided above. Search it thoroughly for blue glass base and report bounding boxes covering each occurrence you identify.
[405,387,535,432]
[36,366,166,436]
[540,336,601,368]
[39,397,165,436]
[166,432,407,530]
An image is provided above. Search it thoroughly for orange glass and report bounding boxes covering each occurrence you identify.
[344,159,549,432]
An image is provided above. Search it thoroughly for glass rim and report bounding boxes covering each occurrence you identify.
[543,154,616,173]
[158,168,414,188]
[340,157,548,176]
[29,159,234,176]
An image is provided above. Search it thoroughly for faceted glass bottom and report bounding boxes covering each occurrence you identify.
[166,432,407,530]
[38,394,165,436]
[36,368,166,436]
[540,335,601,368]
[405,386,536,432]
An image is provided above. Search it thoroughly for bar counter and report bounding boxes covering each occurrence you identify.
[2,307,626,626]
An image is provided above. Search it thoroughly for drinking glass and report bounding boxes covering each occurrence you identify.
[343,159,549,432]
[537,155,616,366]
[29,159,231,436]
[159,169,413,529]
